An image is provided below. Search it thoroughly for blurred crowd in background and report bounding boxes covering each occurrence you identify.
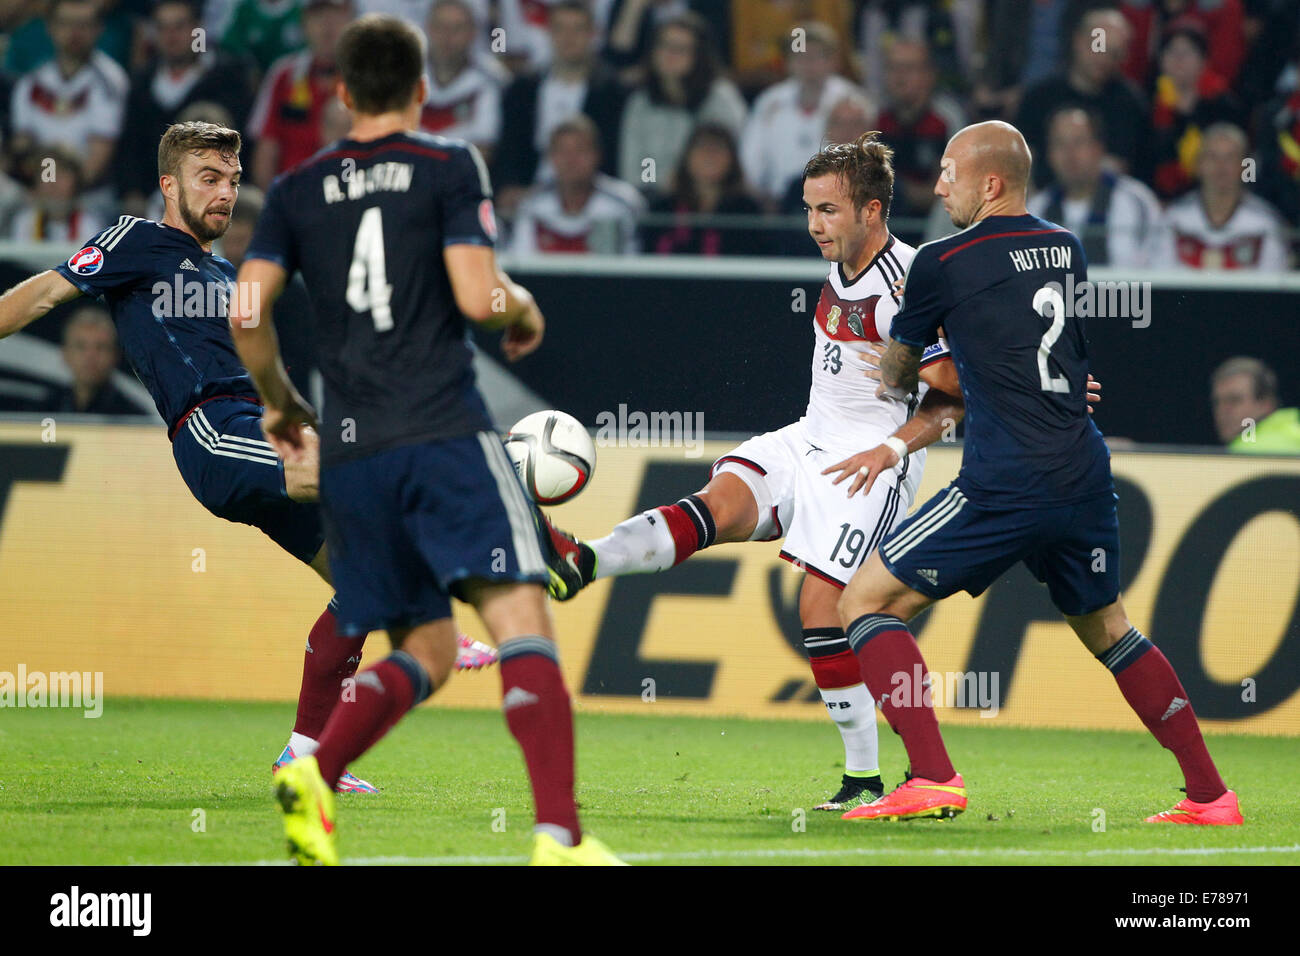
[0,0,1297,447]
[0,0,1297,264]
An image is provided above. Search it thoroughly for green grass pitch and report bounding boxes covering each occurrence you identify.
[0,698,1293,866]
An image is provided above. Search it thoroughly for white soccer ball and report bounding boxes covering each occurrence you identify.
[504,410,596,504]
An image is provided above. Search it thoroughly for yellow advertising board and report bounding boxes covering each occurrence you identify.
[1,421,1296,735]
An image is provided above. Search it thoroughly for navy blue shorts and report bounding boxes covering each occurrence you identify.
[171,398,324,564]
[878,482,1121,616]
[320,431,549,636]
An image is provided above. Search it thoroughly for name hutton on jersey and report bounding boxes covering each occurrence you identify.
[1008,245,1073,272]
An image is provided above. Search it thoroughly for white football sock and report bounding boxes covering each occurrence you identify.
[590,510,677,579]
[818,683,880,775]
[288,732,318,756]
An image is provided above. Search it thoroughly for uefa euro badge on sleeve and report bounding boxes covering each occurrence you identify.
[68,246,105,276]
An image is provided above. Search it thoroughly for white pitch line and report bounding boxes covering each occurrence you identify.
[165,843,1300,866]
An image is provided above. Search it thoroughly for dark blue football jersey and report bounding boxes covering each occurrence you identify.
[890,214,1112,505]
[246,130,496,465]
[55,216,259,432]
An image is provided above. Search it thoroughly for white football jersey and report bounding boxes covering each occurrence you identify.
[1157,192,1290,271]
[803,234,951,455]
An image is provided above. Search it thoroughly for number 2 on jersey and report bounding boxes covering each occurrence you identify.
[1032,283,1069,393]
[346,206,394,331]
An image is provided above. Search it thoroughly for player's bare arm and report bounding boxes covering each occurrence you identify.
[824,350,964,497]
[877,338,923,397]
[229,257,318,463]
[0,270,83,338]
[444,244,545,361]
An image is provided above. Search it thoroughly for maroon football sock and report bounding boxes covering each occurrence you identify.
[1098,628,1226,803]
[845,614,955,782]
[498,636,581,844]
[292,602,364,740]
[313,652,429,788]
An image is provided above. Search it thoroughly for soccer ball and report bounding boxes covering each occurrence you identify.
[504,410,596,504]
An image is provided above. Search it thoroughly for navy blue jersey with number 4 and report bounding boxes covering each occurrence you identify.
[246,131,496,465]
[55,216,259,431]
[890,214,1112,505]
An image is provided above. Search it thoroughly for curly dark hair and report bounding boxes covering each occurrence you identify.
[801,131,895,217]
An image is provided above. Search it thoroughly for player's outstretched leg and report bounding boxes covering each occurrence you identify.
[837,552,966,821]
[275,619,455,864]
[1068,600,1241,825]
[467,580,624,865]
[801,579,882,810]
[538,472,759,601]
[272,597,379,795]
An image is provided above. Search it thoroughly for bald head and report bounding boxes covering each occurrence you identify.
[934,121,1032,228]
[948,121,1032,195]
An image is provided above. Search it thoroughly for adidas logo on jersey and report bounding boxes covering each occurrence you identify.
[179,258,199,272]
[917,568,939,586]
[1160,697,1188,721]
[502,686,539,711]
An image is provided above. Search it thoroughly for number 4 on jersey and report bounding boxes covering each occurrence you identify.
[346,206,394,331]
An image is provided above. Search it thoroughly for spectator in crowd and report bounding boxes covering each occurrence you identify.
[727,0,854,95]
[1028,106,1164,266]
[494,0,625,214]
[600,0,688,86]
[874,37,964,221]
[1158,123,1290,270]
[1015,7,1148,187]
[509,114,646,255]
[1233,0,1299,107]
[974,0,1098,120]
[617,11,745,197]
[0,150,26,233]
[1148,20,1241,200]
[777,90,874,218]
[740,21,865,205]
[1117,0,1245,91]
[248,0,351,187]
[3,0,135,75]
[9,146,107,240]
[496,0,605,74]
[1211,357,1300,453]
[45,307,143,415]
[856,0,975,107]
[116,0,254,214]
[1256,45,1300,230]
[420,0,504,160]
[641,122,766,256]
[220,0,306,73]
[8,0,129,194]
[317,89,349,140]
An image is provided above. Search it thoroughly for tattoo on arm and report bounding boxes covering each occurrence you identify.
[880,340,923,394]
